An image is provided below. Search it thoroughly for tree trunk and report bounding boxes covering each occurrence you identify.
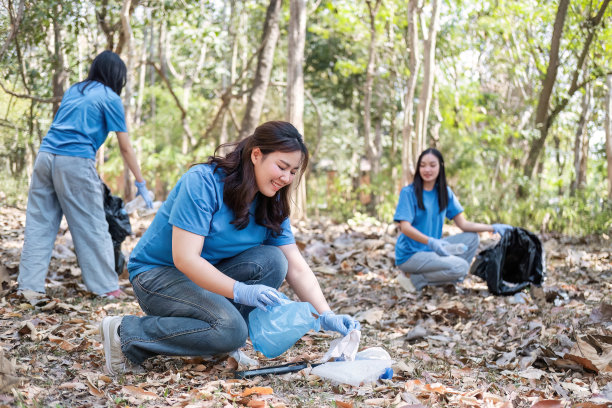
[51,3,67,116]
[362,0,382,209]
[134,23,149,128]
[0,0,25,61]
[287,0,307,220]
[415,0,440,155]
[401,0,419,187]
[571,82,592,196]
[120,0,135,201]
[238,0,282,139]
[606,75,612,200]
[520,0,610,197]
[219,0,239,147]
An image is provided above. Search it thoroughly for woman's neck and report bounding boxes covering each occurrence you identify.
[423,181,435,191]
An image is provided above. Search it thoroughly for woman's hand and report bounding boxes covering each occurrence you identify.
[134,180,153,208]
[427,237,450,256]
[319,311,361,336]
[233,281,284,311]
[492,224,513,236]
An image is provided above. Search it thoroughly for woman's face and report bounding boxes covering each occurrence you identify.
[419,153,440,185]
[251,148,303,197]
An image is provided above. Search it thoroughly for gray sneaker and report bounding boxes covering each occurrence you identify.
[99,316,144,375]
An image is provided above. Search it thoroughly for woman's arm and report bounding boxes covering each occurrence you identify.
[279,243,332,314]
[398,220,431,244]
[116,131,145,183]
[453,213,494,233]
[172,225,236,298]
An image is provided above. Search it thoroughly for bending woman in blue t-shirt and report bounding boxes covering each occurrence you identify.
[18,51,152,298]
[99,121,360,375]
[394,148,512,291]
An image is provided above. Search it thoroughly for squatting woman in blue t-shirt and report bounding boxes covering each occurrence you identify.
[99,121,360,375]
[394,148,513,291]
[18,51,152,298]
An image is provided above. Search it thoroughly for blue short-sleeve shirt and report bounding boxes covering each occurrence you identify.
[393,184,463,265]
[39,81,127,160]
[128,164,295,279]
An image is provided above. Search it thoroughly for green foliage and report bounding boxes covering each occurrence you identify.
[0,0,610,236]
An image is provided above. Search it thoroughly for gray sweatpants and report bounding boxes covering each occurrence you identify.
[18,152,118,295]
[397,232,479,291]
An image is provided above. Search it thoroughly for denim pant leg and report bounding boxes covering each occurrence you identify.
[121,245,288,365]
[18,153,63,293]
[215,245,288,322]
[53,155,117,295]
[122,266,248,365]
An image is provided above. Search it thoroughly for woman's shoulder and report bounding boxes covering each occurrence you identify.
[400,184,416,195]
[185,164,225,184]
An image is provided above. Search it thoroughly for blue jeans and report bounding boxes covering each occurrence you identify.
[120,245,288,365]
[398,232,479,290]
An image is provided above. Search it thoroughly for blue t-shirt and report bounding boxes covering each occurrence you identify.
[128,164,295,280]
[393,184,463,265]
[39,81,127,160]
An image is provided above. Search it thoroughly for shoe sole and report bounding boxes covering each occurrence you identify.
[99,317,117,376]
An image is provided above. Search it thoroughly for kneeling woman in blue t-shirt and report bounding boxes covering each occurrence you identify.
[394,148,512,292]
[99,121,360,375]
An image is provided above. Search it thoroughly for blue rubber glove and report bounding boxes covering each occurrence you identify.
[134,180,153,209]
[427,237,450,256]
[319,311,361,336]
[492,224,512,236]
[233,281,284,311]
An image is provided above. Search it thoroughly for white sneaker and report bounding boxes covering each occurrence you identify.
[229,349,259,368]
[99,316,144,375]
[397,272,417,293]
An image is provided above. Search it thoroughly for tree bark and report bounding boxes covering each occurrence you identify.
[51,3,68,116]
[606,75,612,200]
[571,82,591,196]
[120,0,135,200]
[415,0,440,155]
[523,0,610,180]
[401,0,419,187]
[0,0,25,60]
[362,0,381,186]
[287,0,307,220]
[238,0,282,140]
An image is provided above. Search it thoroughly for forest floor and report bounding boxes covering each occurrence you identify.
[0,205,611,408]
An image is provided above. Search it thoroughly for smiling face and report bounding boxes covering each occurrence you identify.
[251,148,303,197]
[419,153,440,188]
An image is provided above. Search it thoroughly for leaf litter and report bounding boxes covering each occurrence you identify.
[0,205,611,407]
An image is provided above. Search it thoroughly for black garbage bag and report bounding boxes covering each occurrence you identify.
[102,183,132,276]
[470,227,544,296]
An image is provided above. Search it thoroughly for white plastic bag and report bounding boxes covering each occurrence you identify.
[320,330,361,362]
[311,347,394,386]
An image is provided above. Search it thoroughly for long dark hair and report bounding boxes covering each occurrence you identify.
[77,50,127,96]
[413,148,448,211]
[208,121,309,234]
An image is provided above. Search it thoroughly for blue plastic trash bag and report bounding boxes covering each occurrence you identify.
[249,299,321,358]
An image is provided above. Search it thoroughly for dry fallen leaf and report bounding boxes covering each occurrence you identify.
[240,386,274,397]
[122,385,158,400]
[531,400,562,408]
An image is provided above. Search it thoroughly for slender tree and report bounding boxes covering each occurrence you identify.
[606,74,612,199]
[238,0,282,139]
[414,0,440,155]
[401,0,420,187]
[287,0,307,220]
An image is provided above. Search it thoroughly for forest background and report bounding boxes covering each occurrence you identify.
[0,0,611,235]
